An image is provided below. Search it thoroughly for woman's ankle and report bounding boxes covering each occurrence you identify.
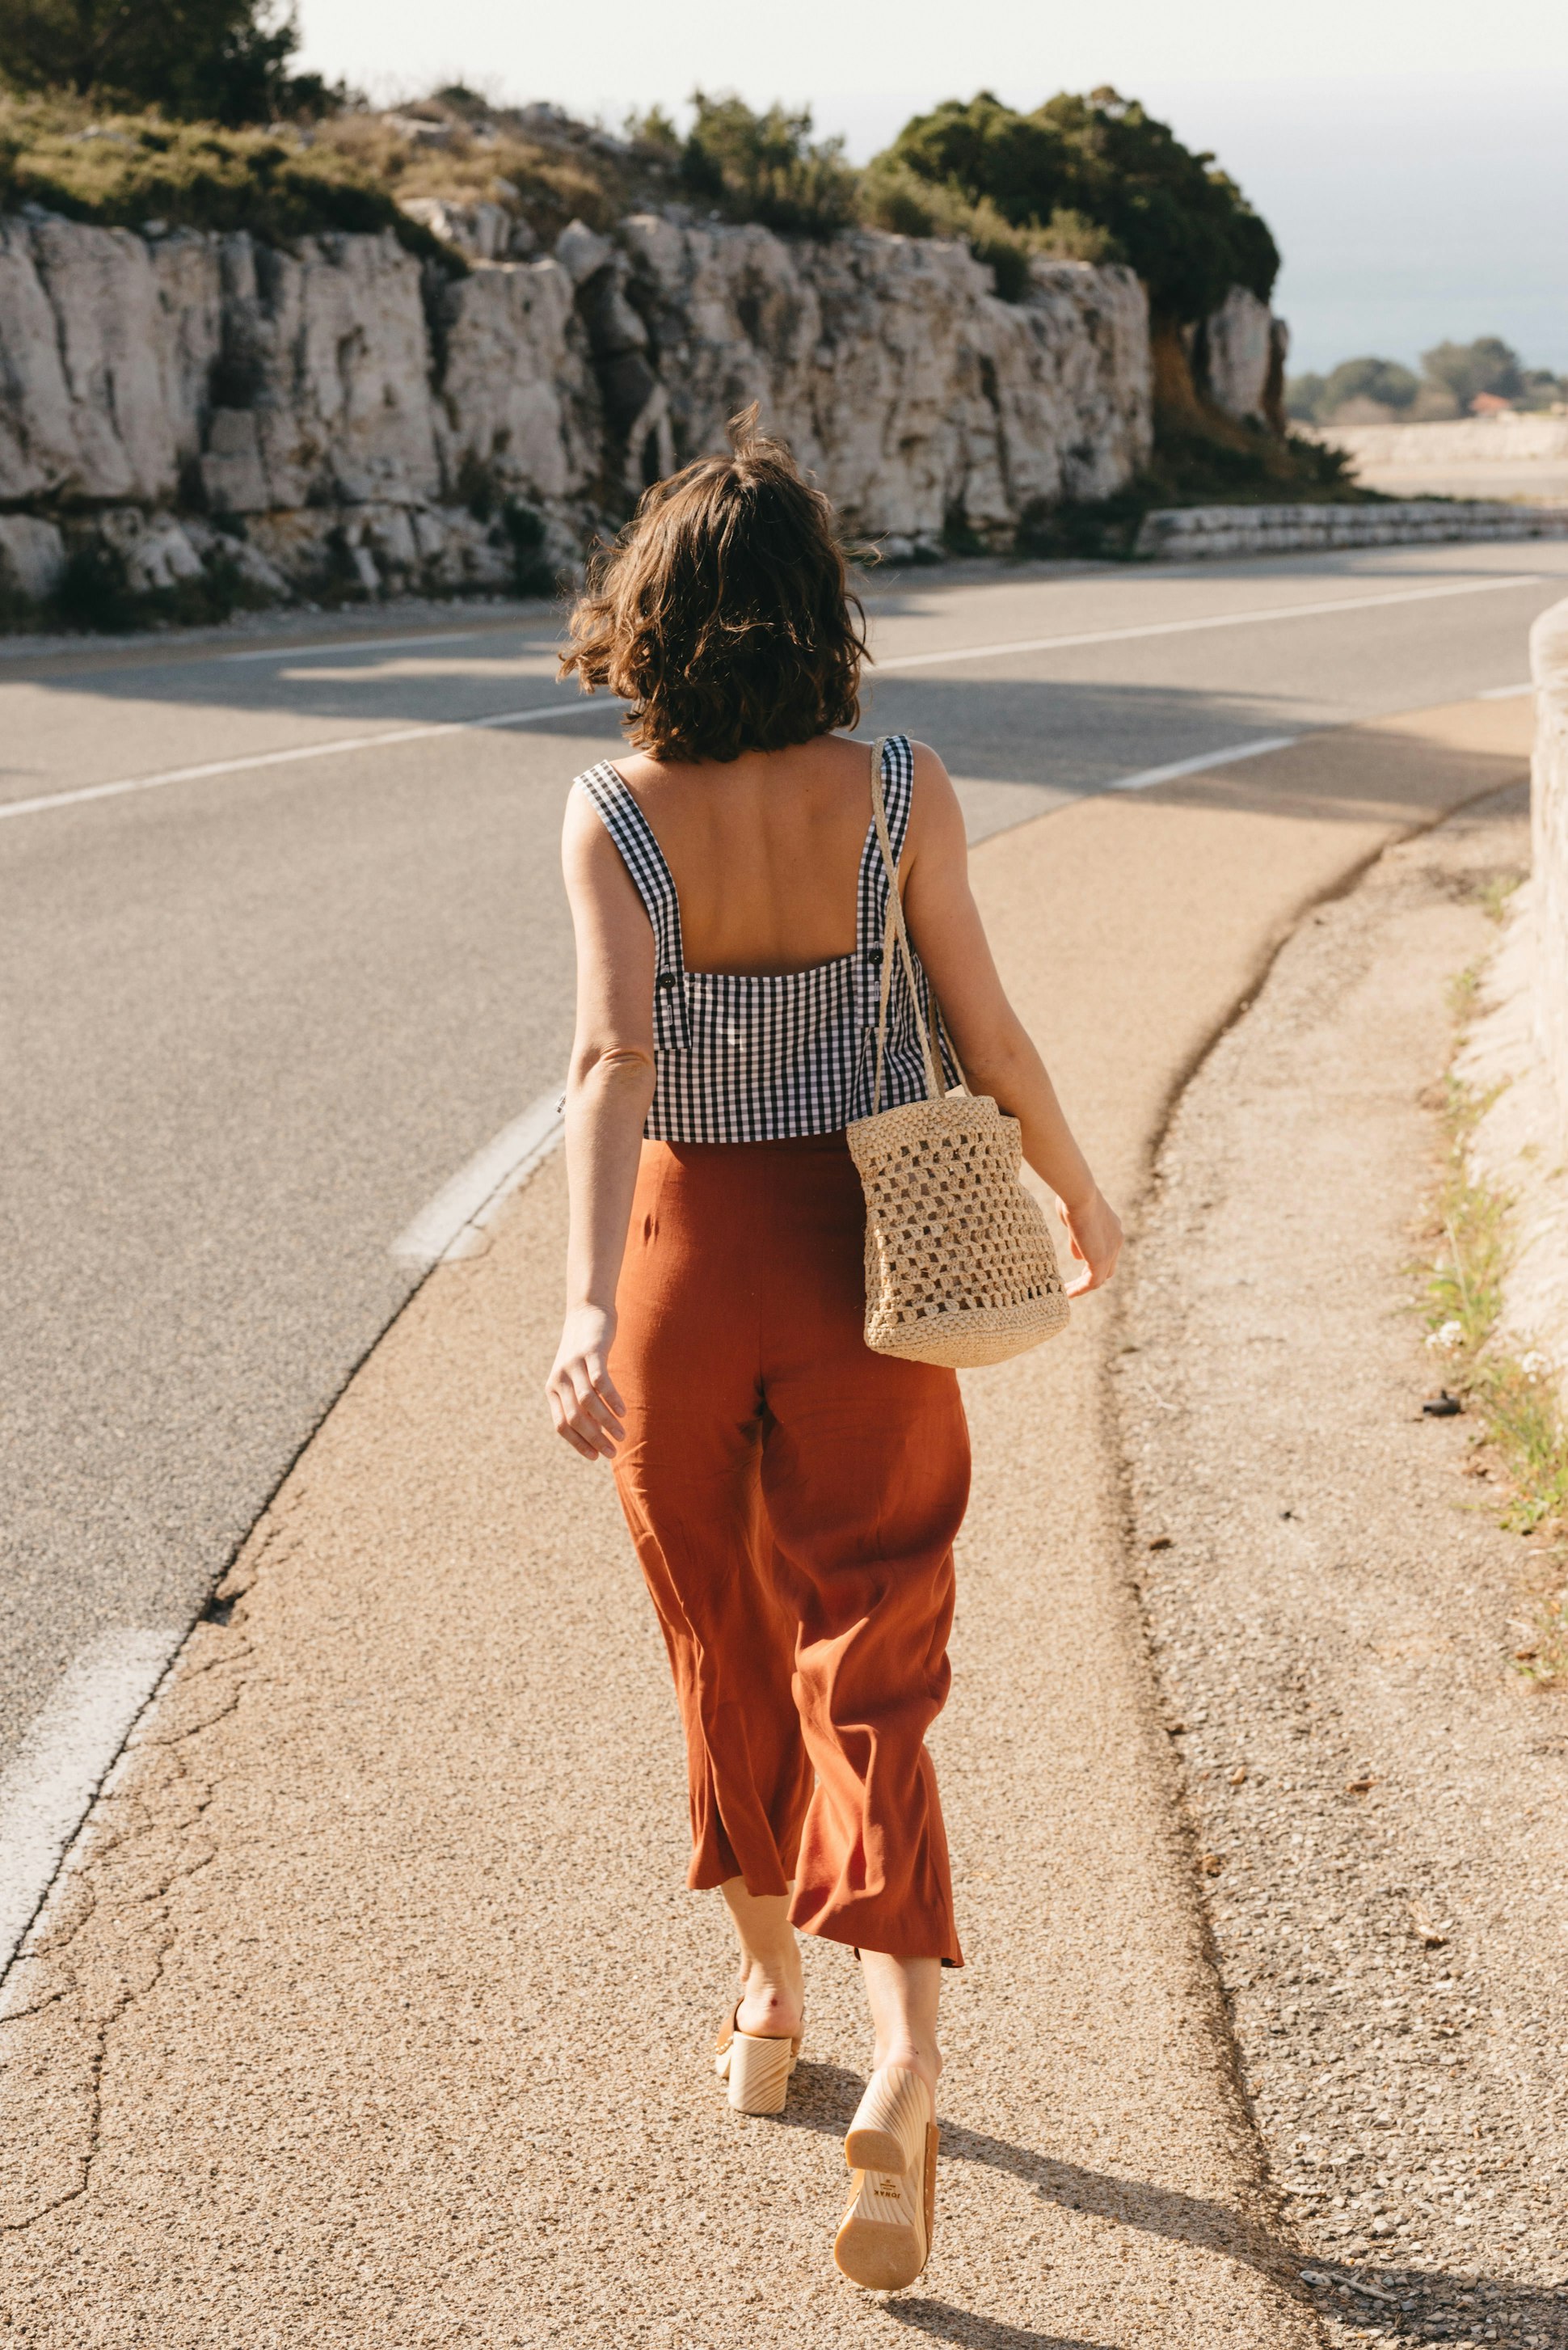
[736,1975,803,2036]
[871,2036,942,2095]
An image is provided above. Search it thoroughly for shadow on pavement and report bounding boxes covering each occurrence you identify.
[887,2302,1117,2348]
[784,2060,1565,2346]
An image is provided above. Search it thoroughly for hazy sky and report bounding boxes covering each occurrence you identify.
[295,0,1568,372]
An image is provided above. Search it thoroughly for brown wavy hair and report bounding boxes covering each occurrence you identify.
[559,408,867,763]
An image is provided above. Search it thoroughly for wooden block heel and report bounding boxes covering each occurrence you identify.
[833,2067,938,2292]
[714,2005,801,2116]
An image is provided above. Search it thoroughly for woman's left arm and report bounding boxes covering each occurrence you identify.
[899,741,1123,1296]
[545,791,659,1459]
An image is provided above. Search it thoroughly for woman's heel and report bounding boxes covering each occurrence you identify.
[714,2006,801,2116]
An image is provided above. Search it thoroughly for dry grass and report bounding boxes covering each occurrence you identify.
[312,110,648,241]
[0,94,673,255]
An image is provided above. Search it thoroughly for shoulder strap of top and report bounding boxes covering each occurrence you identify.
[867,736,942,1111]
[878,732,915,861]
[575,763,691,1048]
[856,732,913,960]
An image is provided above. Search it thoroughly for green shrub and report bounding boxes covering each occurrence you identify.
[1421,335,1524,410]
[873,86,1278,327]
[44,537,275,632]
[1015,424,1368,561]
[1285,371,1328,423]
[858,157,1117,299]
[499,500,555,598]
[55,541,140,631]
[624,104,680,156]
[681,91,858,237]
[0,0,340,126]
[1321,355,1420,415]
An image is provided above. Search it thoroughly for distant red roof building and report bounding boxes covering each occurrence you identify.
[1469,392,1516,415]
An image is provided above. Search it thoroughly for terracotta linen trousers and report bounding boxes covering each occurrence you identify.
[611,1132,970,1965]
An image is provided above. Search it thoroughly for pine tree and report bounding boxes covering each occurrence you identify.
[0,0,331,124]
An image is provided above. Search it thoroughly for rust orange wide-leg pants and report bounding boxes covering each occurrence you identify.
[611,1133,970,1965]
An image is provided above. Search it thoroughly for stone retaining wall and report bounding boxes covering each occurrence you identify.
[1316,413,1568,474]
[1136,501,1568,561]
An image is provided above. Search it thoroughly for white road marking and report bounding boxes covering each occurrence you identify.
[1477,681,1536,699]
[221,629,486,664]
[2,572,1546,827]
[391,1090,566,1268]
[875,572,1546,672]
[1101,735,1299,792]
[0,698,608,823]
[0,1626,183,1973]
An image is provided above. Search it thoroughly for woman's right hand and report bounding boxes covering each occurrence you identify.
[546,1304,626,1461]
[1057,1186,1123,1297]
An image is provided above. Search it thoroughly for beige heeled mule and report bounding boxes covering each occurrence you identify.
[833,2065,938,2292]
[714,2004,802,2116]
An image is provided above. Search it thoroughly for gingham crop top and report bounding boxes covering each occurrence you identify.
[575,733,952,1143]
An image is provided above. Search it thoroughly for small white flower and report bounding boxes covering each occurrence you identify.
[1426,1320,1465,1352]
[1519,1349,1549,1378]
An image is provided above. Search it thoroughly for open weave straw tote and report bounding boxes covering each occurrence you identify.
[845,740,1070,1369]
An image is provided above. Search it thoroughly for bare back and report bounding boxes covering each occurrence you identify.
[609,735,877,977]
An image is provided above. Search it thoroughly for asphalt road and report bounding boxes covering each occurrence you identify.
[2,541,1566,1858]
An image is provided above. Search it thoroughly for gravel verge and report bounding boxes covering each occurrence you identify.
[1119,782,1568,2350]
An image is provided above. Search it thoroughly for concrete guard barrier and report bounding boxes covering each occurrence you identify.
[1530,596,1568,1137]
[1137,500,1568,561]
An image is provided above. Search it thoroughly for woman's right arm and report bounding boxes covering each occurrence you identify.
[545,791,658,1460]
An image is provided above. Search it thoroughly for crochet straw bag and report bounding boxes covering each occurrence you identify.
[845,740,1070,1369]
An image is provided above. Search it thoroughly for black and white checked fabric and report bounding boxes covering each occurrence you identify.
[576,736,949,1142]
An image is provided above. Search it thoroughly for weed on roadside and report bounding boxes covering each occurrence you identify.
[1478,872,1523,926]
[1419,1044,1568,1682]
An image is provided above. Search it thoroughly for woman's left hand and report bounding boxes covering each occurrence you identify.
[1057,1186,1123,1297]
[546,1304,626,1461]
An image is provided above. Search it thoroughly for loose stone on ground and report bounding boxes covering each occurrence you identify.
[1122,783,1568,2350]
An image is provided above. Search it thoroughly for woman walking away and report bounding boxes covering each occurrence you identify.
[546,410,1122,2292]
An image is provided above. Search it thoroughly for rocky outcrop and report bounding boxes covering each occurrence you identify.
[200,232,442,513]
[0,513,67,599]
[1187,284,1285,429]
[614,217,1150,548]
[432,252,603,511]
[0,203,1155,617]
[0,217,218,505]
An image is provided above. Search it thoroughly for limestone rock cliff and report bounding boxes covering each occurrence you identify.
[612,217,1150,550]
[0,203,1164,617]
[1187,285,1286,430]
